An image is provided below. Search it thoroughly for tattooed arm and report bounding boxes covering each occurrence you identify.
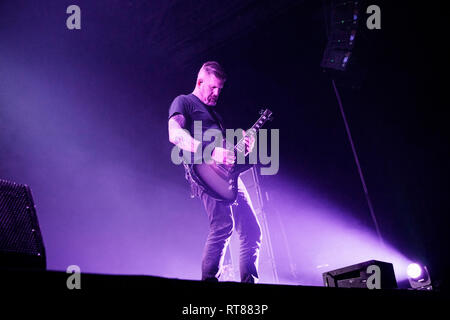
[168,114,201,153]
[168,114,235,164]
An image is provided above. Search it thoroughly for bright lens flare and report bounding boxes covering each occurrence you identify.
[407,263,422,279]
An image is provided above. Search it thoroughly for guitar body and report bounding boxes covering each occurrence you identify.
[184,109,272,203]
[192,162,240,202]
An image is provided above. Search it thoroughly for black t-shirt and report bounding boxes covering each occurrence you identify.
[168,93,225,137]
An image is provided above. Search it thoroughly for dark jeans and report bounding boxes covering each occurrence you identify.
[200,178,262,283]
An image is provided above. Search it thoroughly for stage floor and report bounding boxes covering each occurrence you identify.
[0,269,447,317]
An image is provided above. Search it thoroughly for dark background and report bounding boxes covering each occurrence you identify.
[1,1,448,288]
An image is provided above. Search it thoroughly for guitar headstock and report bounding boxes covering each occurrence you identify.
[259,108,273,122]
[238,108,274,154]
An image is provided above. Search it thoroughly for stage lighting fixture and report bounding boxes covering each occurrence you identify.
[323,260,397,289]
[407,263,432,290]
[353,9,358,22]
[407,263,422,279]
[321,0,360,71]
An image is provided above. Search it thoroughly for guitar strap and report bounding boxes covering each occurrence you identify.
[182,161,205,199]
[205,106,225,134]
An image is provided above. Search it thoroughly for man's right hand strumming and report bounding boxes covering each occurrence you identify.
[212,147,235,165]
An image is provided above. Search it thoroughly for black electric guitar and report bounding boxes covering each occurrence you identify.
[185,109,273,203]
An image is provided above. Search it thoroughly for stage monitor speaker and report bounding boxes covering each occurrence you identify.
[323,260,397,289]
[0,179,46,270]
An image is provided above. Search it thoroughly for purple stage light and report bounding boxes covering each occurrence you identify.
[406,263,422,279]
[241,177,414,286]
[407,263,433,290]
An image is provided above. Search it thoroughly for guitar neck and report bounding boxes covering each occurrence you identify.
[234,110,272,154]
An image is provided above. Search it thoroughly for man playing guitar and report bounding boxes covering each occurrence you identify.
[168,61,262,283]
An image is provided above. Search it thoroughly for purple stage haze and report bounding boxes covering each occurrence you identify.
[0,1,415,286]
[243,176,412,285]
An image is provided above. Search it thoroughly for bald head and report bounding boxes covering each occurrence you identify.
[193,61,226,106]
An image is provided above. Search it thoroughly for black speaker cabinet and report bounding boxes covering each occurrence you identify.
[323,260,397,289]
[0,179,46,270]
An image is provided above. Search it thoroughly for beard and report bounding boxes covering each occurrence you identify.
[206,96,218,106]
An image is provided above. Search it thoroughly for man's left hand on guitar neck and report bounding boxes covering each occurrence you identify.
[243,130,256,154]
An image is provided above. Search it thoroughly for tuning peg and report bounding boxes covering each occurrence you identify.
[268,116,274,122]
[259,109,265,115]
